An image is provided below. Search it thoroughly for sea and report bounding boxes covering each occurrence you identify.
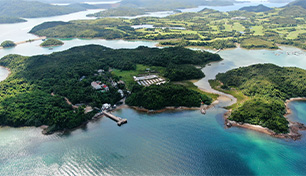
[0,2,306,175]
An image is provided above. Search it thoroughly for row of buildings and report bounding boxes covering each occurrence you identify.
[133,75,166,87]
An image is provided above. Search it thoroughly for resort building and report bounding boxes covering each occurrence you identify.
[91,82,102,90]
[133,75,166,87]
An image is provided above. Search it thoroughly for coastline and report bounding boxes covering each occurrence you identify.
[0,36,46,50]
[224,97,306,140]
[40,44,64,48]
[0,66,11,81]
[129,105,202,113]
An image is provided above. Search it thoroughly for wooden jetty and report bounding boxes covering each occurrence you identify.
[214,49,221,54]
[94,111,127,126]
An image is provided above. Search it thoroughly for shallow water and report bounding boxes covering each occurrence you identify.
[1,3,306,175]
[1,45,306,175]
[1,107,306,175]
[0,67,9,82]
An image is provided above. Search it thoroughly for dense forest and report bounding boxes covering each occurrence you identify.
[0,45,219,133]
[30,4,306,50]
[40,38,64,47]
[126,83,212,110]
[1,40,16,48]
[214,64,306,133]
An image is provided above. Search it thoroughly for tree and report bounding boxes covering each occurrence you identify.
[1,40,16,48]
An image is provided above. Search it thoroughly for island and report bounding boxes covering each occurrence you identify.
[40,38,64,47]
[87,0,235,17]
[0,45,221,134]
[1,40,16,48]
[239,4,272,12]
[30,2,306,50]
[87,7,148,17]
[210,63,306,140]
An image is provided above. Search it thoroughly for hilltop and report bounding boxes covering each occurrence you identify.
[239,4,272,12]
[285,0,306,9]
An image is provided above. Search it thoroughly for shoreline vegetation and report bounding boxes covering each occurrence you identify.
[0,37,46,50]
[224,98,306,140]
[40,38,64,47]
[211,64,306,140]
[0,45,221,134]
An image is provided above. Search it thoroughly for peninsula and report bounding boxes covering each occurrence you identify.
[0,45,221,134]
[211,64,306,139]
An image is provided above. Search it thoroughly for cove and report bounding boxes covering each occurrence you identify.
[1,44,306,175]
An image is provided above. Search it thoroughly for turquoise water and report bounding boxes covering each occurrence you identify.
[288,101,306,125]
[1,107,306,175]
[1,43,306,176]
[1,3,306,175]
[0,46,306,175]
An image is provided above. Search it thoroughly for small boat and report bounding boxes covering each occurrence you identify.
[201,108,206,114]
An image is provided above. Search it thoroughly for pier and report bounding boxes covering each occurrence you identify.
[94,111,127,126]
[214,49,221,54]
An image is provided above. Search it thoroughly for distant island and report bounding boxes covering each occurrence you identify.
[87,7,148,17]
[239,4,272,12]
[210,64,306,140]
[30,4,306,50]
[40,38,64,47]
[0,0,117,23]
[0,45,221,134]
[87,0,236,17]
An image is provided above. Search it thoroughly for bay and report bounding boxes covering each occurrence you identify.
[1,2,306,175]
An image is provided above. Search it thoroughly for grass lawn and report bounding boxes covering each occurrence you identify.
[251,26,264,35]
[209,80,249,109]
[112,64,166,89]
[232,22,245,32]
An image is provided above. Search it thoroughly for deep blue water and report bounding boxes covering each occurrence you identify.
[1,2,306,175]
[1,106,306,175]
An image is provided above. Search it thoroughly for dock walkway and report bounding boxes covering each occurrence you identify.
[94,111,127,126]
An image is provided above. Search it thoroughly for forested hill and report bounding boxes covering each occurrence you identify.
[239,4,272,12]
[214,64,306,134]
[0,0,97,19]
[0,45,221,133]
[285,0,306,9]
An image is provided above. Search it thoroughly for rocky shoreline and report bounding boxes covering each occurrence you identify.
[224,98,306,140]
